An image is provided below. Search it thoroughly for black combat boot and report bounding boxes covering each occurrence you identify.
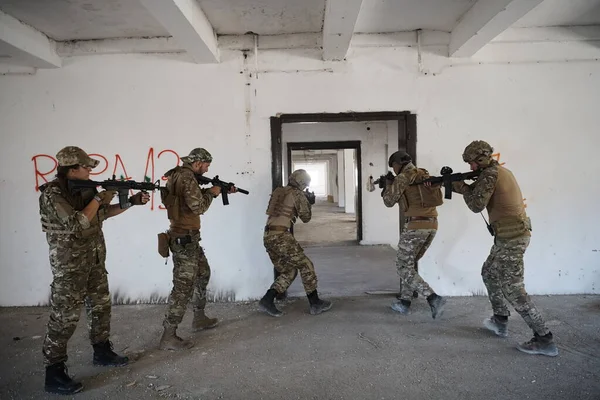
[45,362,83,395]
[307,290,333,315]
[92,340,129,366]
[426,293,447,319]
[517,332,559,357]
[259,289,283,317]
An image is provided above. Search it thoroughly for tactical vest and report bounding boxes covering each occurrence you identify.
[401,167,441,218]
[39,180,102,238]
[487,166,531,239]
[265,186,296,229]
[160,165,201,230]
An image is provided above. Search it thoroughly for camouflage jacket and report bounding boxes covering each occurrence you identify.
[39,180,107,256]
[452,160,499,213]
[382,162,416,207]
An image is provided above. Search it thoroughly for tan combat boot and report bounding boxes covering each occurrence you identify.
[192,310,218,332]
[159,326,193,351]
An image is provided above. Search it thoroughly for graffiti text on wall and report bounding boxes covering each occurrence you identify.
[31,148,181,211]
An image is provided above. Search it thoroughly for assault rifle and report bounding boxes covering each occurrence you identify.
[68,175,161,209]
[372,171,395,196]
[304,189,316,205]
[411,166,480,199]
[195,175,249,205]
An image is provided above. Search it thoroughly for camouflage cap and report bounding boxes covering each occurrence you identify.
[388,150,412,167]
[181,148,213,164]
[56,146,99,168]
[289,169,311,190]
[462,140,493,164]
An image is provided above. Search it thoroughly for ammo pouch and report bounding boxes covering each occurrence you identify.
[492,216,532,239]
[157,232,170,257]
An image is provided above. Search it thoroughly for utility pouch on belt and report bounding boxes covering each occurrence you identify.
[492,216,531,239]
[158,232,170,258]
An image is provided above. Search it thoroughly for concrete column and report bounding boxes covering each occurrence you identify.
[330,157,338,203]
[344,149,355,214]
[337,150,345,208]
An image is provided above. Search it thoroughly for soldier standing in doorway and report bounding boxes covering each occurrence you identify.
[452,140,558,356]
[158,148,237,350]
[258,169,332,317]
[39,146,149,395]
[383,151,447,318]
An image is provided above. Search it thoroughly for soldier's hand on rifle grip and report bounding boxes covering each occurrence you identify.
[130,192,150,206]
[208,186,222,197]
[95,190,117,205]
[228,186,238,194]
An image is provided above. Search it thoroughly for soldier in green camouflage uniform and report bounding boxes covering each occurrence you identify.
[158,148,236,350]
[453,140,558,357]
[383,151,447,319]
[39,146,150,395]
[259,170,332,317]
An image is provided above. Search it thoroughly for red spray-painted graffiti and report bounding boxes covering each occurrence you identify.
[492,152,527,208]
[32,148,181,211]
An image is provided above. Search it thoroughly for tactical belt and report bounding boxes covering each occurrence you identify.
[169,227,200,235]
[264,225,289,232]
[405,216,437,222]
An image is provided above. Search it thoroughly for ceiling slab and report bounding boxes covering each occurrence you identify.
[198,0,326,35]
[514,0,600,27]
[0,0,169,41]
[354,0,478,33]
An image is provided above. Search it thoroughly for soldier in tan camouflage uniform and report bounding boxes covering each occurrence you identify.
[453,140,558,357]
[383,151,447,319]
[39,146,150,395]
[259,169,332,317]
[158,148,236,350]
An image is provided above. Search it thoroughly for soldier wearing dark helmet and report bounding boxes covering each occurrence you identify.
[383,151,447,319]
[259,169,332,317]
[453,140,558,357]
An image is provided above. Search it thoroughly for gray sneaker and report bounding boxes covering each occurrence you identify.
[390,300,410,315]
[517,335,559,357]
[483,316,508,338]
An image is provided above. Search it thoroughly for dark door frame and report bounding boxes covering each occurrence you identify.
[271,111,417,189]
[288,140,363,241]
[269,111,417,296]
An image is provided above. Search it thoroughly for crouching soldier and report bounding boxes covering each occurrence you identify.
[259,169,332,317]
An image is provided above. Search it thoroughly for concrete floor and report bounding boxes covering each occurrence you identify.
[294,200,357,247]
[287,244,399,297]
[1,295,599,399]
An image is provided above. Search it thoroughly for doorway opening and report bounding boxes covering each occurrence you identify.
[288,141,361,247]
[270,112,417,297]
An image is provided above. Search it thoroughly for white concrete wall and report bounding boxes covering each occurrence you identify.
[1,38,600,305]
[344,148,356,214]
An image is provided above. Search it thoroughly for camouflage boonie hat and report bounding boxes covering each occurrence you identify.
[289,169,311,190]
[56,146,99,168]
[181,148,213,164]
[462,140,493,163]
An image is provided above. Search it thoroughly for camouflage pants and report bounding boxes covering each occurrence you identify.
[43,238,111,366]
[264,232,317,294]
[163,233,211,328]
[396,228,437,301]
[481,235,549,336]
